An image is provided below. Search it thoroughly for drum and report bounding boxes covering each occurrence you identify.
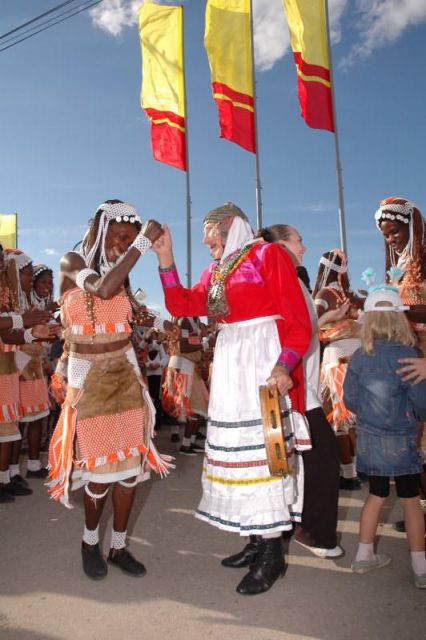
[259,384,291,477]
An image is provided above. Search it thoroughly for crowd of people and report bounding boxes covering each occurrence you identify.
[1,196,425,592]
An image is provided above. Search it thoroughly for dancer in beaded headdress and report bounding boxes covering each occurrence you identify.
[47,200,174,580]
[375,197,426,528]
[313,249,365,491]
[0,246,57,501]
[5,250,58,483]
[153,202,312,596]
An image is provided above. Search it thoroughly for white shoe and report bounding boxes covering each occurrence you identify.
[295,538,344,559]
[414,572,426,589]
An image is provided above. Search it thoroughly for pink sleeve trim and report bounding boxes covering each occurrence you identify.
[159,265,180,289]
[277,347,300,373]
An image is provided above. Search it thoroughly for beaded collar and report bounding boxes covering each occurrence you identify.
[207,244,252,318]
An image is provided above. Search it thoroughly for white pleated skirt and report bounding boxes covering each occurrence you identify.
[195,316,305,536]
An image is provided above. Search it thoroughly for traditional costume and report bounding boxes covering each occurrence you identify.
[159,205,311,536]
[314,250,362,486]
[162,317,209,423]
[48,285,172,508]
[375,197,426,466]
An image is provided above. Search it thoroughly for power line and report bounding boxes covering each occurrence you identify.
[0,0,82,41]
[0,0,104,53]
[1,1,102,47]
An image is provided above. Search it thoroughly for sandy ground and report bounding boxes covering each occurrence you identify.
[1,429,425,640]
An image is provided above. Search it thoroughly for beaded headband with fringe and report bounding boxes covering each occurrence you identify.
[80,201,142,274]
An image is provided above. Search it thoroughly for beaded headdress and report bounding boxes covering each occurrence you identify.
[33,263,52,280]
[374,197,425,275]
[316,248,348,292]
[4,249,33,311]
[80,201,142,274]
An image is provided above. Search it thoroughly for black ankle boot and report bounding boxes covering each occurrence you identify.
[81,543,108,580]
[236,537,286,595]
[221,535,261,568]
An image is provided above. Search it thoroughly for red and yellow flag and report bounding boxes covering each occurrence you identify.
[204,0,255,153]
[282,0,334,132]
[0,214,17,249]
[138,1,186,170]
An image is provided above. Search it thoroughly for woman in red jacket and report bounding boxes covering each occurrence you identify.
[153,202,311,595]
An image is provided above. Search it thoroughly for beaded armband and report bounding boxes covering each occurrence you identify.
[276,347,300,373]
[159,263,180,289]
[131,232,152,256]
[76,268,98,291]
[24,328,35,344]
[11,313,24,330]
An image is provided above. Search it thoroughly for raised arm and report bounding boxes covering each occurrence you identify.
[152,225,209,317]
[60,221,163,298]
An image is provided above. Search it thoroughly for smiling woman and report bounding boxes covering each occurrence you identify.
[47,199,174,581]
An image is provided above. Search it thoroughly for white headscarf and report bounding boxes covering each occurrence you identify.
[220,217,254,263]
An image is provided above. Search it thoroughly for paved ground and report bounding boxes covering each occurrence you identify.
[1,429,425,640]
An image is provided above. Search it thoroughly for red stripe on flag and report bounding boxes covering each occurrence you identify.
[293,52,330,83]
[297,76,334,132]
[211,83,255,153]
[144,108,186,170]
[212,82,254,108]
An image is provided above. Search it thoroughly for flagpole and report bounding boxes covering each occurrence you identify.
[324,0,347,256]
[249,0,263,230]
[182,6,192,287]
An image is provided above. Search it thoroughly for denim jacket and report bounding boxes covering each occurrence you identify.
[343,340,426,437]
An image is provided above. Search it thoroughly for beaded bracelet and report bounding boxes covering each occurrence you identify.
[131,232,152,256]
[23,328,35,343]
[10,313,24,330]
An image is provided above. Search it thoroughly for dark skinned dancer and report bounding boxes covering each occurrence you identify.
[47,200,173,580]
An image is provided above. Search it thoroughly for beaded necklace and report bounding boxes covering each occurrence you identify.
[207,244,252,318]
[84,291,97,340]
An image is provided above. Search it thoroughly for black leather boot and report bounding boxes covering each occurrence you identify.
[81,543,108,580]
[221,535,261,568]
[236,537,286,595]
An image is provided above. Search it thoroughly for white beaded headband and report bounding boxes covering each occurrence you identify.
[374,201,413,229]
[319,256,347,274]
[97,202,142,225]
[81,202,143,271]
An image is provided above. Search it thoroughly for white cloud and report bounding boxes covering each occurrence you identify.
[341,0,426,68]
[43,248,60,256]
[252,0,289,72]
[89,0,426,71]
[89,0,140,36]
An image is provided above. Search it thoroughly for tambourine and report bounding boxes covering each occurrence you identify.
[259,384,291,477]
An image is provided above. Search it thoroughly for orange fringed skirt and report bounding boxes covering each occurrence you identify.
[48,344,173,508]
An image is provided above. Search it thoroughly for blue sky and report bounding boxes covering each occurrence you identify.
[1,0,426,316]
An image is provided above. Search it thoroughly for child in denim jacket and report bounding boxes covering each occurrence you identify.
[343,286,426,588]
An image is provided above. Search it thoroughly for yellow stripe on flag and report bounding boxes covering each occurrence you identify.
[0,214,17,249]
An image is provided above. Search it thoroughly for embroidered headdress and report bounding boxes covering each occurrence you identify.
[203,202,254,317]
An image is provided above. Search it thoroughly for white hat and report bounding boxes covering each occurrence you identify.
[364,287,409,313]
